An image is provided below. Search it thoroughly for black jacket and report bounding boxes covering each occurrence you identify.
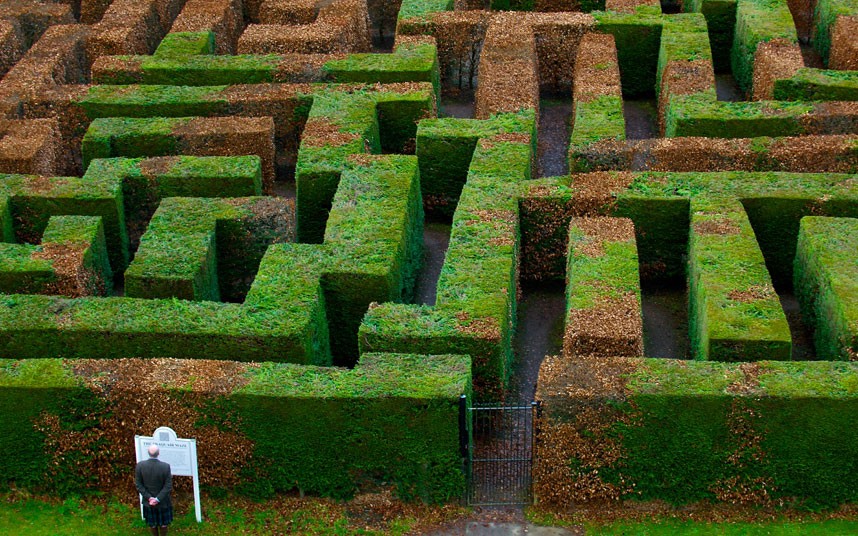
[135,458,172,508]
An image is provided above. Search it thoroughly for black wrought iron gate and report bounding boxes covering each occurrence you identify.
[460,396,538,506]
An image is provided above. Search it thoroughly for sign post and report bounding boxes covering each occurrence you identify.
[135,427,202,523]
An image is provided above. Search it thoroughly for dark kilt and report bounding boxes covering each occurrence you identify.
[142,504,173,527]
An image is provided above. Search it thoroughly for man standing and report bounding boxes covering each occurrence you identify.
[135,444,173,536]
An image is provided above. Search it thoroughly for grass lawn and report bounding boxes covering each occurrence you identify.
[6,494,858,535]
[0,492,457,535]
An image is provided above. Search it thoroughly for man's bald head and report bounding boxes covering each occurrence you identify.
[148,444,160,458]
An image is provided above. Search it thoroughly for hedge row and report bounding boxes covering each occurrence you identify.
[564,217,643,357]
[0,154,422,366]
[361,110,535,398]
[125,197,294,302]
[730,0,797,93]
[664,96,858,138]
[81,116,276,191]
[92,31,440,97]
[568,32,624,172]
[0,215,111,296]
[683,0,737,71]
[416,111,534,218]
[773,68,858,101]
[0,353,469,502]
[593,8,664,98]
[295,85,433,242]
[519,170,858,286]
[656,13,715,132]
[567,135,858,174]
[794,216,858,360]
[813,0,858,65]
[688,197,791,361]
[537,356,858,510]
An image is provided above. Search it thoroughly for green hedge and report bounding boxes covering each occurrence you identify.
[362,111,535,397]
[594,10,665,97]
[813,0,858,65]
[773,68,858,101]
[0,216,112,295]
[323,40,441,103]
[84,155,263,269]
[92,32,440,91]
[0,353,469,502]
[416,111,533,218]
[569,95,625,165]
[684,0,737,71]
[295,85,433,242]
[0,153,422,365]
[522,171,858,287]
[0,360,90,493]
[125,197,294,302]
[794,217,858,360]
[688,197,791,361]
[601,359,858,509]
[396,0,453,30]
[655,14,713,99]
[663,95,858,138]
[565,217,642,356]
[321,155,425,363]
[730,0,797,93]
[233,352,468,501]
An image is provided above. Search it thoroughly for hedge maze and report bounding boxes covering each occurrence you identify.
[0,0,855,514]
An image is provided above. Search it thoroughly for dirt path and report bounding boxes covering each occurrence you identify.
[624,100,657,140]
[641,283,689,359]
[509,282,566,404]
[537,100,572,178]
[416,222,451,305]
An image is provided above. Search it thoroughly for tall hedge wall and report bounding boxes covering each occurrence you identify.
[0,354,470,503]
[537,356,858,510]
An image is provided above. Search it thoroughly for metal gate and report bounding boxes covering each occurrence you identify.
[460,397,538,506]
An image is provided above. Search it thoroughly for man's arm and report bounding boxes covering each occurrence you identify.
[135,464,152,500]
[154,464,172,504]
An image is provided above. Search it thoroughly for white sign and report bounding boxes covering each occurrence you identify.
[135,427,202,523]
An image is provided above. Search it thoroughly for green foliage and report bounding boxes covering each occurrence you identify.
[687,198,791,361]
[322,156,425,363]
[94,36,440,88]
[656,14,714,98]
[153,32,215,57]
[730,0,797,92]
[416,110,533,218]
[600,359,858,508]
[0,351,468,504]
[397,0,453,25]
[0,360,92,492]
[794,217,858,360]
[664,93,822,138]
[773,68,858,101]
[324,41,441,104]
[364,112,534,397]
[594,11,665,97]
[125,197,291,302]
[813,0,858,64]
[566,220,640,312]
[295,87,432,243]
[684,0,738,71]
[569,95,625,157]
[79,85,229,119]
[233,353,469,502]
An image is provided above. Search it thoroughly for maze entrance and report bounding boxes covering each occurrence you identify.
[464,401,538,506]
